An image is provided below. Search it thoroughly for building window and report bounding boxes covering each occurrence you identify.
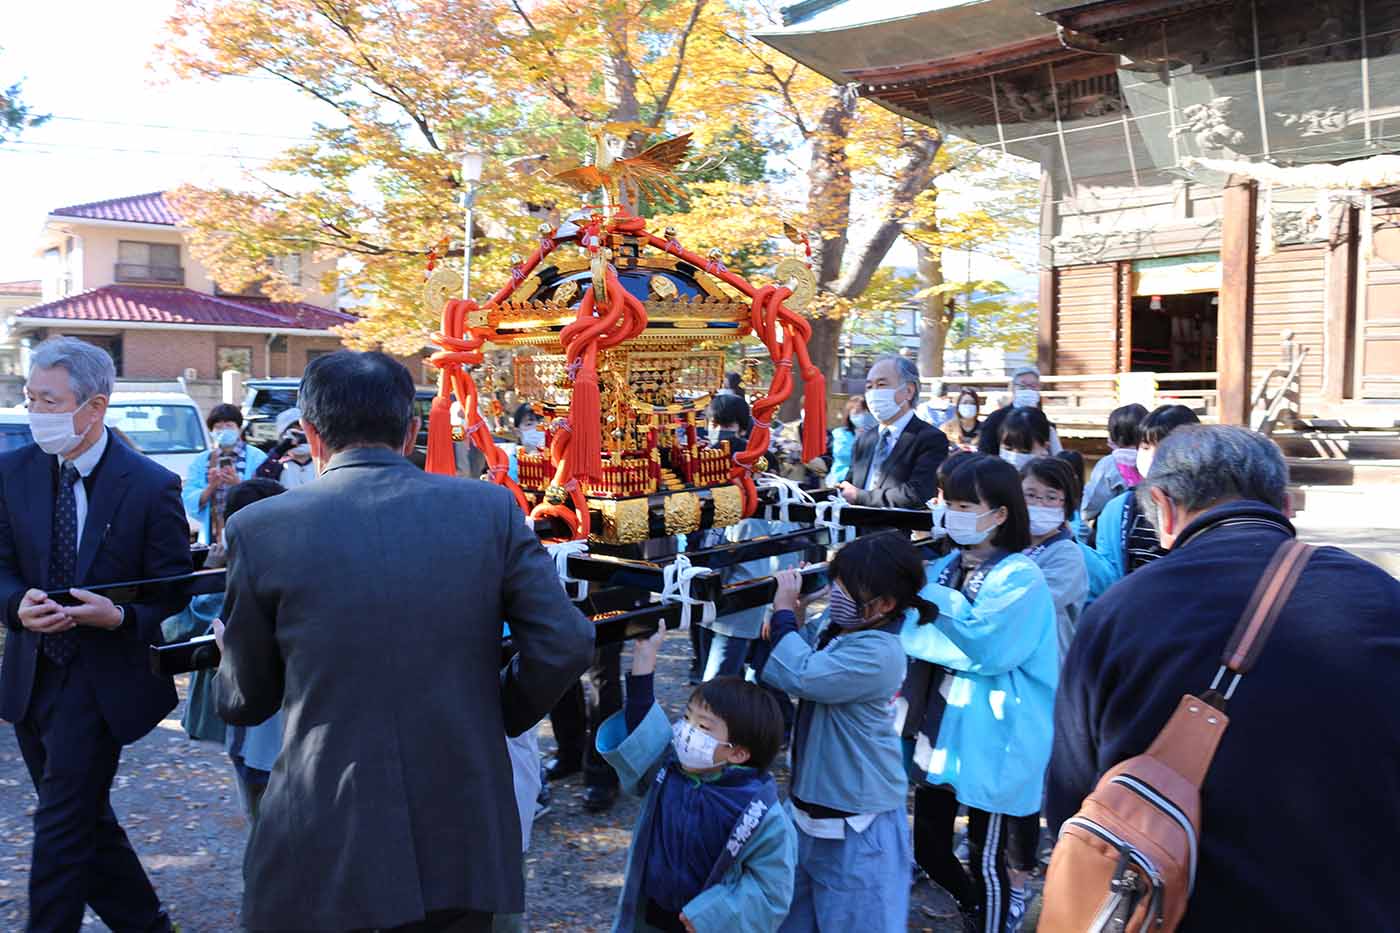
[268,335,288,353]
[305,348,332,366]
[271,254,302,285]
[217,346,254,376]
[116,241,183,285]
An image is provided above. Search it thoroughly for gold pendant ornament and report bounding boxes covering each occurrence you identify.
[774,257,816,310]
[423,266,464,312]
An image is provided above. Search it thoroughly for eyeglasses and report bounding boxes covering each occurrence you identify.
[1023,491,1065,507]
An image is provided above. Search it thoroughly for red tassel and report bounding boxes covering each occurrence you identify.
[801,365,828,463]
[424,391,457,476]
[569,364,603,481]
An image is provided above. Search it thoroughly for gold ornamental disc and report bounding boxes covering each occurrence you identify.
[774,257,816,310]
[423,266,464,312]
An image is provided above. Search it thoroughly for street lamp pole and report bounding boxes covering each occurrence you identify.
[461,150,485,300]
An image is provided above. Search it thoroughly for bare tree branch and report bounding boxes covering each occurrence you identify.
[649,0,708,126]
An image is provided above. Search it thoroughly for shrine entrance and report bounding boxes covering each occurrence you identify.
[1129,292,1218,374]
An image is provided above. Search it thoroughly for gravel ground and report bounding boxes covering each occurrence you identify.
[0,633,1042,931]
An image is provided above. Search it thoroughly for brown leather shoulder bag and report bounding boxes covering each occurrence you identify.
[1039,538,1315,932]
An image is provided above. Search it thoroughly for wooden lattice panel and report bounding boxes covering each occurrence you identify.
[623,351,724,407]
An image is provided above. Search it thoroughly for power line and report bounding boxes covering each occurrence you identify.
[45,114,319,142]
[0,139,279,162]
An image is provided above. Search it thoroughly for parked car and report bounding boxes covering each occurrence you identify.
[106,391,208,479]
[241,378,302,449]
[243,377,440,451]
[0,408,34,454]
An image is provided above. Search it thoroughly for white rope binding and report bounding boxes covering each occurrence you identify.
[812,497,855,546]
[755,472,814,524]
[544,539,590,602]
[660,553,716,630]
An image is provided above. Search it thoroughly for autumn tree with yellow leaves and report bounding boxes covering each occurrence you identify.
[159,0,1034,376]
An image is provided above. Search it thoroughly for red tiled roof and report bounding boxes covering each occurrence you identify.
[0,280,42,296]
[16,285,356,331]
[51,192,179,226]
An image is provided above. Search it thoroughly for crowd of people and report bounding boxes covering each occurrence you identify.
[1,338,1397,933]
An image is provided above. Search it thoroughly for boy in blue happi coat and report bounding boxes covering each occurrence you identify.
[598,630,797,933]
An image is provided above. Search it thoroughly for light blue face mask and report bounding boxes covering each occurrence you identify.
[852,412,877,432]
[216,428,240,448]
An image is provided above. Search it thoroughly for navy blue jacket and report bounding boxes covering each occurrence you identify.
[1048,500,1400,931]
[0,435,193,744]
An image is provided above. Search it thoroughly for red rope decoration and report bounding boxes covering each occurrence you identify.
[425,216,826,540]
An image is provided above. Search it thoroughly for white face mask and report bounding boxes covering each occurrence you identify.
[944,508,997,546]
[671,719,731,771]
[216,428,240,448]
[1001,449,1034,469]
[957,403,978,419]
[928,501,948,540]
[1136,447,1154,479]
[1028,505,1065,537]
[29,405,89,457]
[851,412,877,432]
[289,443,312,460]
[864,387,905,423]
[1112,447,1138,466]
[1013,388,1040,408]
[520,427,546,450]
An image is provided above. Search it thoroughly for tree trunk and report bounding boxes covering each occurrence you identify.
[916,241,948,377]
[782,125,944,420]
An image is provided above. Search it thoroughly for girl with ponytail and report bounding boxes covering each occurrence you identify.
[756,532,928,932]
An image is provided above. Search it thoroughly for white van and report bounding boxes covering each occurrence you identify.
[106,391,208,479]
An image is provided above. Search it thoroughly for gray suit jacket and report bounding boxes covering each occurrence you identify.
[216,448,594,929]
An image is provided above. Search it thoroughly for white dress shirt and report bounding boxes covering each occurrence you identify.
[863,408,917,491]
[58,427,109,544]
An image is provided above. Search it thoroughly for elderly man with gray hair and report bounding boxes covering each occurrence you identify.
[1,336,191,931]
[1047,425,1400,931]
[976,365,1063,457]
[837,354,949,509]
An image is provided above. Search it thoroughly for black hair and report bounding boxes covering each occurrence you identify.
[225,478,287,520]
[513,403,539,429]
[1107,403,1149,448]
[1023,456,1081,521]
[942,456,1032,551]
[724,371,743,391]
[998,407,1052,453]
[689,677,784,772]
[937,449,981,495]
[1139,404,1201,447]
[299,351,415,453]
[207,403,244,430]
[828,531,937,627]
[1055,449,1085,485]
[709,393,752,433]
[842,395,870,432]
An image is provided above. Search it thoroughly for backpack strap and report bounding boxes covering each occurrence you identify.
[1146,538,1314,784]
[1204,538,1315,709]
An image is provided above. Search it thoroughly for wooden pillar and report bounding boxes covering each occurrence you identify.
[1218,175,1257,425]
[1323,203,1357,405]
[1037,169,1057,373]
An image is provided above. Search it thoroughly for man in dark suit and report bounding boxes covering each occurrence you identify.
[1,337,191,933]
[216,351,595,932]
[838,355,949,510]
